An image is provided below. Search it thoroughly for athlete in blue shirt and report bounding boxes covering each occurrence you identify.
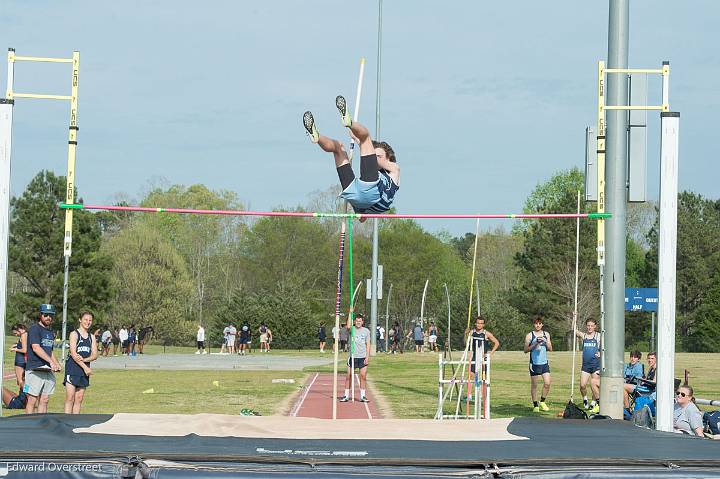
[24,304,61,414]
[575,318,601,412]
[524,315,553,413]
[303,96,400,219]
[64,311,98,414]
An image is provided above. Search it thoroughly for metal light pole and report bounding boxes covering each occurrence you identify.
[369,0,384,356]
[600,0,629,419]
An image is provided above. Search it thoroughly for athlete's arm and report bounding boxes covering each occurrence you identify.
[523,333,533,353]
[364,332,370,365]
[575,330,585,340]
[544,332,553,352]
[18,332,27,354]
[88,334,99,363]
[486,331,500,355]
[378,159,400,185]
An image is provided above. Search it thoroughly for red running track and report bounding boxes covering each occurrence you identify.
[290,373,381,419]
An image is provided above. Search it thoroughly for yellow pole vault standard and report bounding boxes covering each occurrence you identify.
[6,49,80,361]
[596,59,670,371]
[60,52,80,360]
[64,52,79,258]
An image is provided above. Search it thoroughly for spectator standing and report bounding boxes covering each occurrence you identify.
[221,325,230,354]
[376,324,386,353]
[524,315,552,413]
[118,326,129,355]
[339,314,371,403]
[227,324,237,354]
[64,311,98,414]
[576,318,602,413]
[390,321,403,354]
[196,324,206,354]
[339,325,349,352]
[318,322,327,353]
[258,324,270,353]
[137,326,153,354]
[10,323,27,389]
[239,321,251,355]
[427,322,438,352]
[127,325,137,356]
[408,322,424,352]
[110,328,120,356]
[101,328,112,357]
[24,304,62,414]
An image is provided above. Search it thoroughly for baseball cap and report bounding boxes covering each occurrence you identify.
[39,304,57,315]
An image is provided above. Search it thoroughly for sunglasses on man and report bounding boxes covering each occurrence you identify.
[676,391,689,398]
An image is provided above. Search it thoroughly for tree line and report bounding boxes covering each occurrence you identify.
[6,168,719,352]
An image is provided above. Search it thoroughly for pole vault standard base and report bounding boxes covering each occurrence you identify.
[436,352,491,420]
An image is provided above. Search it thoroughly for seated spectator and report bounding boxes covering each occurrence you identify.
[673,385,704,436]
[2,386,27,410]
[624,351,656,409]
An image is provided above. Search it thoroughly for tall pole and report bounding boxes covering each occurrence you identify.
[0,96,13,419]
[331,222,346,420]
[370,0,384,358]
[370,219,379,355]
[600,0,629,419]
[385,283,392,352]
[444,283,451,349]
[656,112,679,432]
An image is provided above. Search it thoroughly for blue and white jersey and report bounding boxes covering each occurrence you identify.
[340,170,399,214]
[582,333,600,369]
[529,331,549,366]
[66,329,93,377]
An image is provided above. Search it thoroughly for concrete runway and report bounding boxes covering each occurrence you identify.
[91,353,333,371]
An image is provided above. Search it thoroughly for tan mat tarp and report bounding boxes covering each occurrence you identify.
[75,413,526,442]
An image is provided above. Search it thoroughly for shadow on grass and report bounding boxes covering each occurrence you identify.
[373,379,436,399]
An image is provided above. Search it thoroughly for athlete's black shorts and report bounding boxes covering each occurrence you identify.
[7,392,26,409]
[414,340,423,346]
[581,364,600,374]
[529,363,550,376]
[347,357,368,370]
[63,374,90,388]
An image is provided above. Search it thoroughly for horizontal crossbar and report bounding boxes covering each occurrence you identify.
[12,92,72,101]
[11,55,73,64]
[60,203,612,220]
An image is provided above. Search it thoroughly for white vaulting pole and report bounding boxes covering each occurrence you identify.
[347,57,366,163]
[570,191,581,401]
[0,98,14,419]
[420,279,429,329]
[656,112,680,433]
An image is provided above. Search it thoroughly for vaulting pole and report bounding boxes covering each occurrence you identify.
[332,222,346,420]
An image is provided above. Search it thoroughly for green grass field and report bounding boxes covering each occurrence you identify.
[3,345,719,419]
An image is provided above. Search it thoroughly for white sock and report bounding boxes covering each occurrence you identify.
[591,400,596,407]
[344,389,349,398]
[360,389,366,398]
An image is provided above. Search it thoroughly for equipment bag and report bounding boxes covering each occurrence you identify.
[703,410,720,435]
[563,400,588,420]
[634,395,656,416]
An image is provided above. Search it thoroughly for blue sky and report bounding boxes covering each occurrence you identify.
[1,1,718,236]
